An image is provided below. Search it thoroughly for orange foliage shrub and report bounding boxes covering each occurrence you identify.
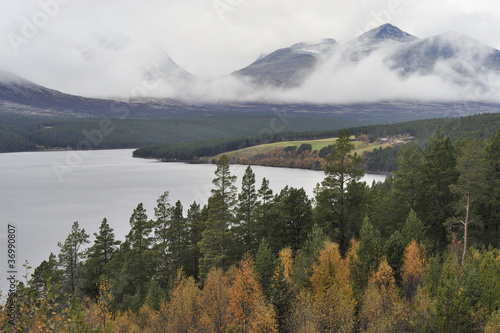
[199,267,230,332]
[86,279,114,331]
[360,258,410,332]
[162,269,202,332]
[226,254,278,333]
[401,240,427,302]
[309,241,356,332]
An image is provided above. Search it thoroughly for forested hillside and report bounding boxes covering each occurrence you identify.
[134,112,500,174]
[2,127,500,332]
[0,113,359,153]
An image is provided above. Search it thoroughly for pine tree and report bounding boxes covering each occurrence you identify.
[273,187,313,253]
[31,253,63,292]
[58,221,90,296]
[450,134,487,265]
[170,200,188,272]
[185,201,204,279]
[485,129,500,247]
[83,218,120,299]
[254,177,276,246]
[115,203,153,310]
[152,191,173,285]
[127,203,152,252]
[418,126,458,250]
[315,129,366,255]
[236,166,258,254]
[394,143,424,211]
[258,177,273,205]
[92,218,120,266]
[199,155,237,277]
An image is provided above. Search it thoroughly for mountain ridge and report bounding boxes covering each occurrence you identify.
[1,24,500,107]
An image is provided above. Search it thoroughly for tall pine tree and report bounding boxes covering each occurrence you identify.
[199,155,237,277]
[236,166,259,254]
[58,221,90,296]
[449,134,487,265]
[418,127,458,250]
[315,129,366,255]
[83,218,120,298]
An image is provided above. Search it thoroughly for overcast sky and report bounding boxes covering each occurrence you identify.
[1,0,499,99]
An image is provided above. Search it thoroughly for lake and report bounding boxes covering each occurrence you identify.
[0,149,387,294]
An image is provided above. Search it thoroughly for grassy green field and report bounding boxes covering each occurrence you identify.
[209,137,391,161]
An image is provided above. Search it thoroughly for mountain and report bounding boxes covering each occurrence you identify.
[0,70,94,107]
[356,23,418,44]
[0,69,195,118]
[228,24,500,99]
[345,23,418,61]
[232,38,338,87]
[80,31,198,97]
[388,32,500,79]
[2,24,500,110]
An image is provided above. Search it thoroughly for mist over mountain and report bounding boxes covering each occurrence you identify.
[1,24,500,104]
[231,24,500,103]
[232,38,338,88]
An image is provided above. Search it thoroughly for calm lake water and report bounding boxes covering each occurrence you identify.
[0,149,386,294]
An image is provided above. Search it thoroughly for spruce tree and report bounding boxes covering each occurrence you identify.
[402,209,426,245]
[350,217,382,302]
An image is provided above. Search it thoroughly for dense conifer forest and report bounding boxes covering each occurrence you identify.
[134,113,500,173]
[2,126,500,332]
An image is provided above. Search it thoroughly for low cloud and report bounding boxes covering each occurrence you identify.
[0,0,499,103]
